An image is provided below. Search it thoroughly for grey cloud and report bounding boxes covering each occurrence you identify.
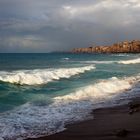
[0,0,140,52]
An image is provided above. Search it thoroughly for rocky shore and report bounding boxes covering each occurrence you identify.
[72,40,140,53]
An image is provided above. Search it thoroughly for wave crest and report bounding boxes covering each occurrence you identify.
[0,65,95,85]
[55,76,140,101]
[118,58,140,64]
[0,75,139,139]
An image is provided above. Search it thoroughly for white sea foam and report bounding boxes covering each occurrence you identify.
[111,54,130,57]
[82,60,114,64]
[118,58,140,64]
[62,57,69,60]
[83,58,140,65]
[0,65,95,85]
[54,76,140,102]
[66,57,140,65]
[0,75,139,140]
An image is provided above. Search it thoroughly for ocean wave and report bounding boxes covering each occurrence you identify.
[55,75,140,101]
[82,58,140,65]
[111,54,130,56]
[0,75,139,140]
[118,58,140,64]
[64,56,140,65]
[81,60,114,64]
[61,57,69,60]
[0,65,95,85]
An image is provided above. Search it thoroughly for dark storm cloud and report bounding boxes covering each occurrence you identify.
[0,0,140,52]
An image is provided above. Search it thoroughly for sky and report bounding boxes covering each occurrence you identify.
[0,0,140,53]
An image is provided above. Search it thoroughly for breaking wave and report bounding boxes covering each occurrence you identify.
[118,58,140,64]
[0,65,95,85]
[61,57,69,60]
[0,75,139,140]
[82,58,140,65]
[81,60,114,64]
[111,54,130,57]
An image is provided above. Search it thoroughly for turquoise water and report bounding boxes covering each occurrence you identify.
[0,53,140,139]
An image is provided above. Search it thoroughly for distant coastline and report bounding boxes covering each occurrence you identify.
[72,40,140,53]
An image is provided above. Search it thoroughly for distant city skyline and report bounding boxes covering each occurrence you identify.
[0,0,140,53]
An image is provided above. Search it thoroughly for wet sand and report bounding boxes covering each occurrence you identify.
[28,98,140,140]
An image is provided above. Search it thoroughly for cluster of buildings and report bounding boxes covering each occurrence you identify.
[72,40,140,53]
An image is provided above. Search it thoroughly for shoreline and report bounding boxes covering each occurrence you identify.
[27,97,140,140]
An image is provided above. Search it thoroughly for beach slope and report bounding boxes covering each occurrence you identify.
[28,98,140,140]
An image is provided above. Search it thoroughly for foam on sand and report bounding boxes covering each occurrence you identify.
[0,75,139,140]
[0,65,95,85]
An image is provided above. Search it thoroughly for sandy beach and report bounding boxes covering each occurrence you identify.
[28,97,140,140]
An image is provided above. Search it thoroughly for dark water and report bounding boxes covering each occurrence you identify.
[0,53,139,139]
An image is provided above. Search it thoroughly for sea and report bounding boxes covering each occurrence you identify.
[0,53,140,140]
